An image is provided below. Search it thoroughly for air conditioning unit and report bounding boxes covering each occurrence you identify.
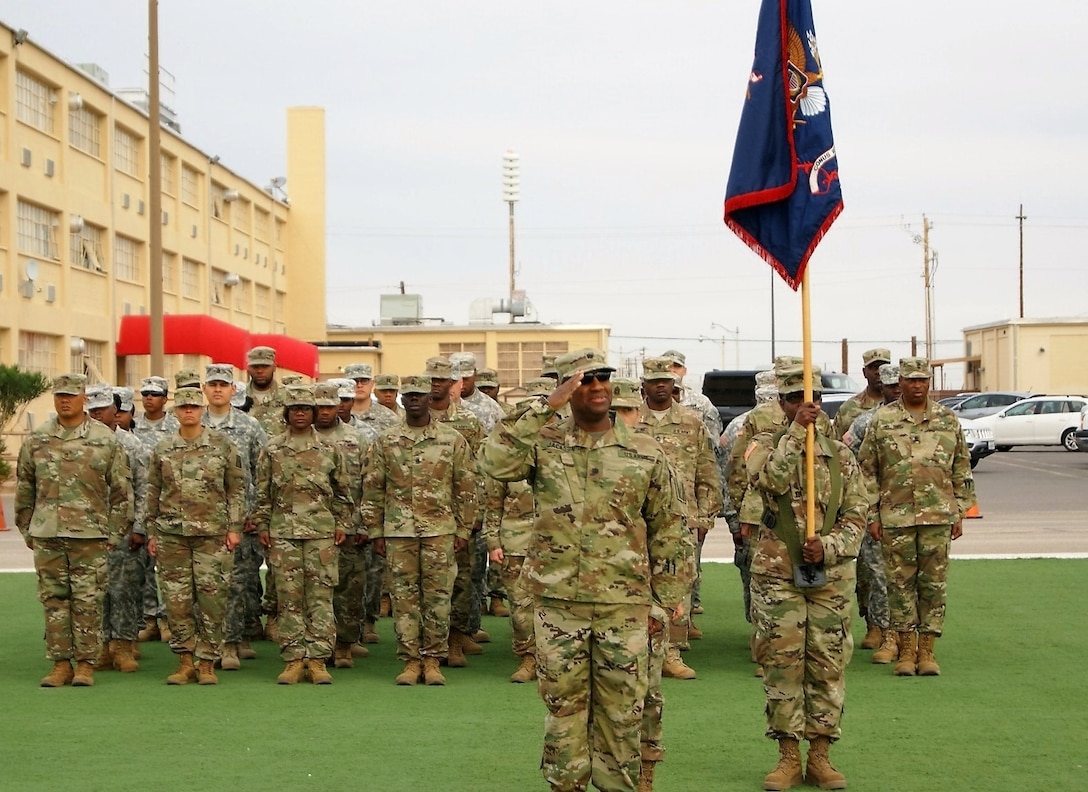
[137,200,145,215]
[45,285,56,303]
[191,225,198,238]
[45,159,55,177]
[122,194,130,209]
[21,149,32,167]
[19,280,35,299]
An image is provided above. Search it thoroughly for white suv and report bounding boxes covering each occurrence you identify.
[974,395,1088,452]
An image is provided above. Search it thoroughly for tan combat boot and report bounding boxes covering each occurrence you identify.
[510,655,537,684]
[395,659,422,686]
[276,659,306,685]
[379,594,391,618]
[860,620,883,650]
[895,631,917,676]
[362,621,380,644]
[638,759,656,791]
[422,657,446,686]
[197,658,218,685]
[220,643,242,671]
[40,660,74,688]
[113,640,139,673]
[472,629,491,644]
[333,642,354,669]
[167,652,198,685]
[805,736,846,789]
[137,617,160,642]
[307,658,333,685]
[238,641,257,660]
[662,646,697,680]
[872,630,899,664]
[130,640,142,660]
[916,632,941,676]
[350,642,369,658]
[763,737,803,791]
[157,618,172,642]
[447,632,468,667]
[687,618,703,640]
[72,660,95,687]
[264,616,279,643]
[488,596,510,617]
[96,640,115,670]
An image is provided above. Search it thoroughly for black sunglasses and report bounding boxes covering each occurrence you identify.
[577,371,612,386]
[782,391,822,404]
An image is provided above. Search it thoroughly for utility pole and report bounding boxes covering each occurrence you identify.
[921,215,935,360]
[148,0,163,373]
[1017,203,1026,318]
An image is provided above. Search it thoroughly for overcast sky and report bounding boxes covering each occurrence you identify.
[5,1,1086,386]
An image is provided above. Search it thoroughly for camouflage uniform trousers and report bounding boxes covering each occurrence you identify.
[857,533,889,629]
[497,554,534,657]
[733,536,753,623]
[535,597,650,792]
[751,572,854,742]
[269,537,338,661]
[640,609,669,763]
[473,532,490,614]
[261,555,279,619]
[33,537,109,663]
[156,534,234,661]
[485,536,507,602]
[450,536,482,635]
[362,544,387,623]
[224,531,265,643]
[667,529,697,650]
[333,541,367,645]
[882,524,952,635]
[103,540,147,641]
[386,536,456,661]
[142,552,166,621]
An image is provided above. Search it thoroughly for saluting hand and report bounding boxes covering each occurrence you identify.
[546,370,584,411]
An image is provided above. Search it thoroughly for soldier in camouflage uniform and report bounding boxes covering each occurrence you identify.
[16,374,134,687]
[841,364,900,660]
[361,374,477,686]
[147,387,244,685]
[346,363,401,432]
[610,377,642,427]
[476,367,513,416]
[253,385,354,685]
[201,364,269,669]
[480,349,690,792]
[87,386,148,674]
[115,386,136,432]
[374,373,404,416]
[744,365,866,791]
[857,358,975,678]
[830,348,891,441]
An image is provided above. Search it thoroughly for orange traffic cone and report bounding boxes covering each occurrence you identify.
[964,502,982,519]
[0,499,9,531]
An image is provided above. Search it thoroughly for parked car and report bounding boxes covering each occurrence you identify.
[959,417,996,468]
[818,392,852,420]
[973,395,1087,451]
[703,369,860,425]
[939,393,978,409]
[1076,404,1088,453]
[951,391,1031,420]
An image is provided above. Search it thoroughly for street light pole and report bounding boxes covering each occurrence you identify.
[502,150,519,319]
[711,323,740,369]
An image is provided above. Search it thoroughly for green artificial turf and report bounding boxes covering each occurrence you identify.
[1,559,1085,791]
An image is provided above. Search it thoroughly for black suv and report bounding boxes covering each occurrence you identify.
[702,369,859,426]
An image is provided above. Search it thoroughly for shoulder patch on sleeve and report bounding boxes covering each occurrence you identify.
[743,440,759,461]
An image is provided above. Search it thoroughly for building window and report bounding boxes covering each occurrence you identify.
[211,183,228,220]
[496,341,569,387]
[70,223,106,272]
[69,105,102,156]
[254,207,270,240]
[233,277,250,312]
[162,252,177,293]
[255,285,270,318]
[275,219,285,247]
[233,199,251,233]
[275,291,285,323]
[71,339,106,379]
[160,152,176,194]
[181,165,200,206]
[16,200,60,259]
[210,268,227,306]
[18,332,58,377]
[439,343,487,364]
[15,70,55,134]
[114,234,141,281]
[114,126,140,176]
[181,258,200,299]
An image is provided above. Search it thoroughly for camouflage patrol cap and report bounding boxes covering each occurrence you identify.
[247,346,276,365]
[540,355,559,378]
[174,387,205,408]
[52,373,88,396]
[174,369,201,389]
[284,385,315,407]
[400,375,431,395]
[777,364,823,395]
[524,377,555,397]
[205,363,234,384]
[474,369,498,389]
[327,378,355,400]
[641,357,677,382]
[230,381,247,408]
[899,357,932,379]
[449,352,477,378]
[313,382,340,406]
[863,348,892,366]
[344,363,373,381]
[662,349,686,366]
[374,374,400,390]
[424,357,452,379]
[113,387,135,412]
[555,348,614,381]
[610,377,642,409]
[879,363,900,385]
[281,375,304,386]
[773,356,804,374]
[85,384,114,410]
[755,369,777,387]
[140,376,168,396]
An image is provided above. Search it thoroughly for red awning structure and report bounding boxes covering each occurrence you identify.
[116,315,320,377]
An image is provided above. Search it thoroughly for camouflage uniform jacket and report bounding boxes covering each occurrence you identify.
[316,421,372,513]
[134,412,180,454]
[842,403,885,455]
[15,416,134,545]
[461,387,506,434]
[253,428,355,539]
[481,476,535,556]
[633,402,722,532]
[430,402,484,453]
[202,407,268,517]
[831,388,883,440]
[745,421,867,581]
[478,400,690,609]
[147,429,245,537]
[246,379,287,438]
[680,385,723,441]
[352,401,401,434]
[857,399,976,528]
[360,420,477,541]
[114,426,150,536]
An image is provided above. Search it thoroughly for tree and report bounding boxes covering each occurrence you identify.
[0,364,50,482]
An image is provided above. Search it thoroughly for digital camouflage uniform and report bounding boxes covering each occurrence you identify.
[104,424,150,644]
[481,476,536,659]
[246,377,287,621]
[147,424,244,662]
[253,426,354,662]
[479,380,690,792]
[16,394,134,669]
[360,418,477,662]
[830,388,882,442]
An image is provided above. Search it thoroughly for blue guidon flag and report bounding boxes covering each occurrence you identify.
[724,0,843,291]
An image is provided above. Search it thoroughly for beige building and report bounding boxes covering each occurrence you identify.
[961,318,1088,394]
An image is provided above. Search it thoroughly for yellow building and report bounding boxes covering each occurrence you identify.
[961,318,1088,394]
